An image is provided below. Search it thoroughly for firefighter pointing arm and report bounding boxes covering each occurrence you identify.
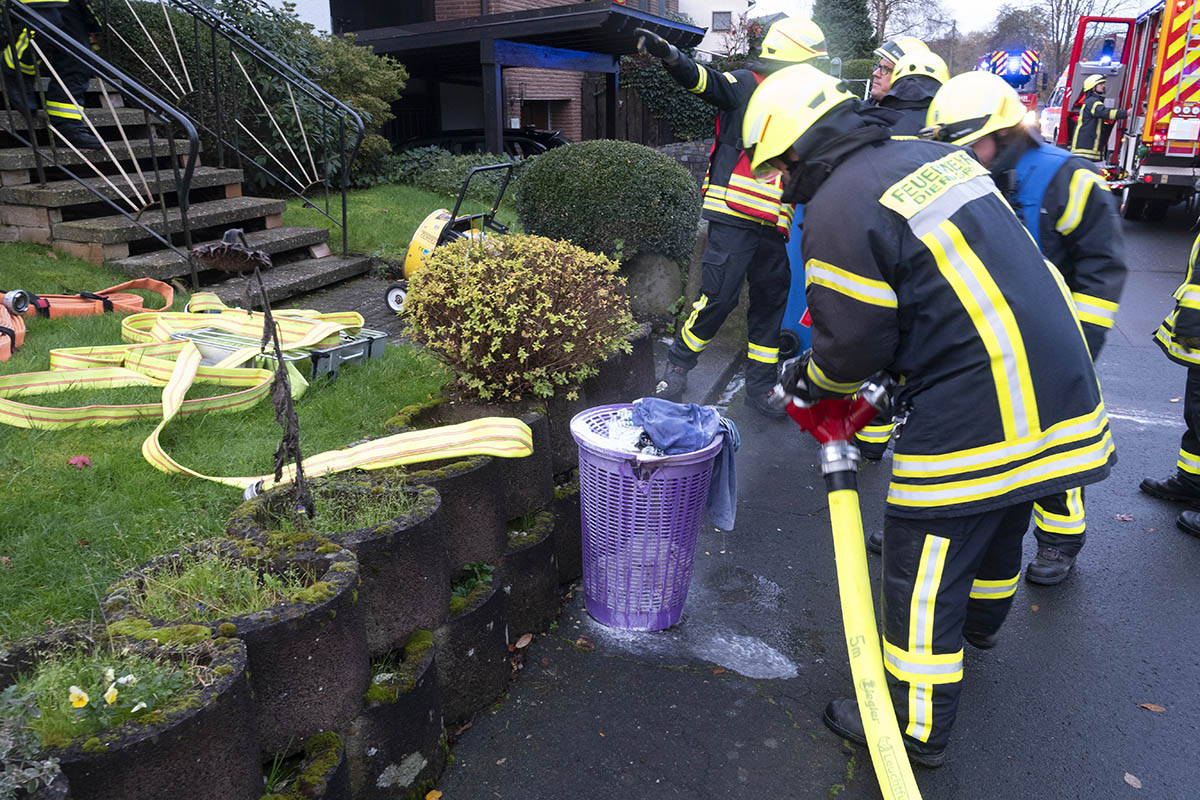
[922,70,1128,586]
[632,18,826,418]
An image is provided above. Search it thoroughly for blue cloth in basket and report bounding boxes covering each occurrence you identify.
[631,397,740,531]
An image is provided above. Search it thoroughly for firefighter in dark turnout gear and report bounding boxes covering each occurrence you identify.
[920,70,1127,585]
[856,42,949,459]
[1140,232,1200,531]
[875,47,948,135]
[744,65,1116,762]
[3,0,103,150]
[634,18,826,417]
[869,36,929,103]
[1070,74,1128,162]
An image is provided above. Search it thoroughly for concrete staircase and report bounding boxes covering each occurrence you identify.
[0,80,369,304]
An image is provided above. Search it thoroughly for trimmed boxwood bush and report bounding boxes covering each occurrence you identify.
[405,234,636,402]
[514,140,700,266]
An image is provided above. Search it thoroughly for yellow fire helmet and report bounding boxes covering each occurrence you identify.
[892,48,950,85]
[744,63,858,174]
[873,36,928,65]
[759,17,827,64]
[1083,73,1107,92]
[924,70,1026,145]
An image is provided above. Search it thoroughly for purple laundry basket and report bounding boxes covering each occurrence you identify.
[570,403,724,631]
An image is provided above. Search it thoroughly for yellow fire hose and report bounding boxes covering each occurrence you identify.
[828,485,921,799]
[0,292,534,490]
[774,370,922,800]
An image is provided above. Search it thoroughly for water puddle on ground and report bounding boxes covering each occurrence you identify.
[580,565,799,680]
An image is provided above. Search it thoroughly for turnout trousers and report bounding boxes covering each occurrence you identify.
[667,219,790,392]
[881,501,1034,750]
[1173,367,1200,487]
[1032,486,1086,556]
[3,6,93,122]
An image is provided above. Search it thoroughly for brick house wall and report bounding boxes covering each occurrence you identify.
[503,67,583,141]
[435,0,481,20]
[430,0,680,142]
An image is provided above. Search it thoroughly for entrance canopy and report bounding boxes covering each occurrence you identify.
[353,2,704,151]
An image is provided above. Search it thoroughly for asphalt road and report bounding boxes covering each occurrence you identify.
[435,206,1200,800]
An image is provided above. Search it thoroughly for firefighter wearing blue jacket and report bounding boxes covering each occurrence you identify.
[633,18,826,418]
[919,70,1127,585]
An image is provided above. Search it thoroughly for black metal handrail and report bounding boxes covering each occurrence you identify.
[99,0,366,254]
[0,1,201,281]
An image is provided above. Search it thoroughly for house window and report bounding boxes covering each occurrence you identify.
[712,11,732,31]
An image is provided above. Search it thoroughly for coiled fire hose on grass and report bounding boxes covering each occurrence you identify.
[0,292,533,490]
[773,365,922,800]
[1,278,174,362]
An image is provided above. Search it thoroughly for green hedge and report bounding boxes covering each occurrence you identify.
[514,140,699,265]
[840,58,876,81]
[363,146,526,204]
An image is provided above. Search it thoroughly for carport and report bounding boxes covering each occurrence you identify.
[346,2,704,153]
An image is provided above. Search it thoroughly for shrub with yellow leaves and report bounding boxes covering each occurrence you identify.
[405,234,636,402]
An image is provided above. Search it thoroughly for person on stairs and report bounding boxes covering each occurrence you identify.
[633,17,827,418]
[2,0,103,150]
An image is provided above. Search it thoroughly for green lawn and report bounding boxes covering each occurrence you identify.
[0,244,448,639]
[283,183,519,262]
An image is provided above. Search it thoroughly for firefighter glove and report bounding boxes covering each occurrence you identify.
[777,353,817,405]
[634,28,679,64]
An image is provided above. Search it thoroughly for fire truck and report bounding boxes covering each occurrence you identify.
[1057,3,1200,220]
[977,49,1043,111]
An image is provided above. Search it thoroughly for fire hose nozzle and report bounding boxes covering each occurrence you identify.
[3,290,30,315]
[859,380,892,416]
[819,440,860,475]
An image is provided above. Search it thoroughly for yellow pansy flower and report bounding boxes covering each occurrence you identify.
[69,686,89,708]
[103,684,118,705]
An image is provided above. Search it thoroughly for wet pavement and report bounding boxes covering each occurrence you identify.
[296,210,1200,798]
[426,206,1200,799]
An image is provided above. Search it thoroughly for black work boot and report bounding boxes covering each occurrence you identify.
[1177,510,1200,538]
[54,121,101,151]
[1140,475,1200,506]
[744,385,787,419]
[1024,545,1076,585]
[962,627,999,649]
[867,529,883,554]
[822,698,946,768]
[655,363,689,402]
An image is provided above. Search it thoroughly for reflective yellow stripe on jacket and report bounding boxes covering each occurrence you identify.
[879,150,1112,511]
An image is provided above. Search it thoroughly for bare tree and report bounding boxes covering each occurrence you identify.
[869,0,954,44]
[1042,0,1138,76]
